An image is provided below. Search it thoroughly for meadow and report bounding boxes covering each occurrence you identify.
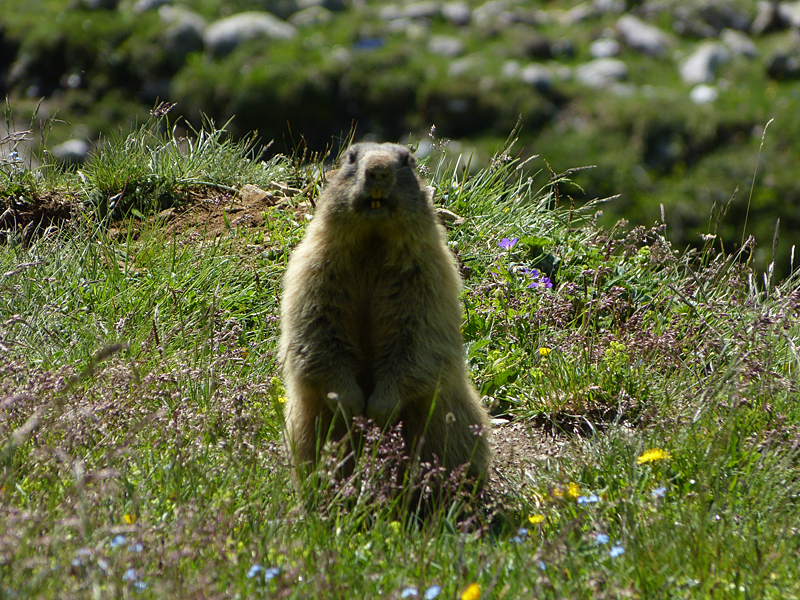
[1,113,799,598]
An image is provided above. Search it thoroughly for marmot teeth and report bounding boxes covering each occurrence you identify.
[371,200,381,210]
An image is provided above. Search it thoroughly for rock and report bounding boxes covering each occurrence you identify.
[593,0,625,14]
[690,84,719,104]
[78,0,118,8]
[589,38,620,58]
[472,0,513,28]
[52,139,91,165]
[289,5,334,27]
[160,7,206,63]
[519,64,553,91]
[752,1,783,35]
[561,3,598,25]
[428,35,464,58]
[721,28,758,58]
[778,1,800,28]
[501,60,520,77]
[448,54,485,78]
[616,15,671,57]
[767,52,800,79]
[575,57,627,88]
[204,12,296,58]
[680,42,729,85]
[673,3,752,37]
[401,1,441,20]
[133,0,170,13]
[238,184,274,205]
[441,1,471,25]
[296,0,346,11]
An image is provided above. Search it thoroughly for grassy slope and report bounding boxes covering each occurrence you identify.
[1,118,799,599]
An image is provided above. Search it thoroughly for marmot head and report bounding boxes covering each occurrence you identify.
[322,143,430,225]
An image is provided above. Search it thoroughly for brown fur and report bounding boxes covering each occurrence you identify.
[279,142,491,484]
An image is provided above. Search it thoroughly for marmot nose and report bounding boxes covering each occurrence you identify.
[366,164,392,184]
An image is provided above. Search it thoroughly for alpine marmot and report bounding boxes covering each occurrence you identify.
[279,142,491,485]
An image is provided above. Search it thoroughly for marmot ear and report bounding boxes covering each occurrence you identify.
[402,151,417,168]
[344,146,359,165]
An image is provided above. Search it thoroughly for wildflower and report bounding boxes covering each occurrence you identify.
[537,560,547,571]
[510,528,528,543]
[528,514,545,525]
[389,521,402,534]
[567,482,581,499]
[637,448,671,465]
[110,534,127,549]
[247,564,264,579]
[123,568,138,582]
[461,583,481,600]
[595,533,610,545]
[541,277,553,288]
[401,587,419,598]
[498,237,518,251]
[123,513,137,524]
[424,585,442,599]
[538,347,551,357]
[9,151,19,161]
[277,396,287,404]
[652,486,667,498]
[128,542,144,553]
[609,544,625,558]
[134,580,148,591]
[577,494,600,505]
[264,567,280,580]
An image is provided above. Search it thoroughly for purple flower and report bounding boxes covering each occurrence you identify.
[541,277,553,288]
[498,237,518,251]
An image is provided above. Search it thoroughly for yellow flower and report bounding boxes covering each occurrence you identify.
[277,396,287,404]
[637,448,671,465]
[461,583,481,600]
[567,482,581,499]
[123,513,138,524]
[538,347,551,357]
[389,521,401,534]
[528,514,545,525]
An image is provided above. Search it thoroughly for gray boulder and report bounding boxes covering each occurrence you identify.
[721,28,758,58]
[160,7,206,62]
[428,35,465,58]
[289,5,334,27]
[590,38,620,58]
[616,15,671,57]
[690,84,719,104]
[401,1,441,19]
[133,0,170,13]
[680,42,729,84]
[520,64,553,91]
[752,1,783,35]
[575,57,627,88]
[778,1,800,28]
[52,139,91,165]
[442,1,471,25]
[204,12,297,58]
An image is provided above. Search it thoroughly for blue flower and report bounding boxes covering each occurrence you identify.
[123,568,138,582]
[652,486,667,498]
[110,534,127,548]
[134,580,148,591]
[510,527,528,543]
[264,567,280,580]
[577,494,599,505]
[424,585,442,599]
[537,560,546,571]
[595,533,610,545]
[609,544,625,558]
[541,277,553,288]
[498,237,518,251]
[401,587,419,598]
[128,542,144,553]
[247,564,264,579]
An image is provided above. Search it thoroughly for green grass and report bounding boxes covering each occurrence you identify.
[1,118,799,599]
